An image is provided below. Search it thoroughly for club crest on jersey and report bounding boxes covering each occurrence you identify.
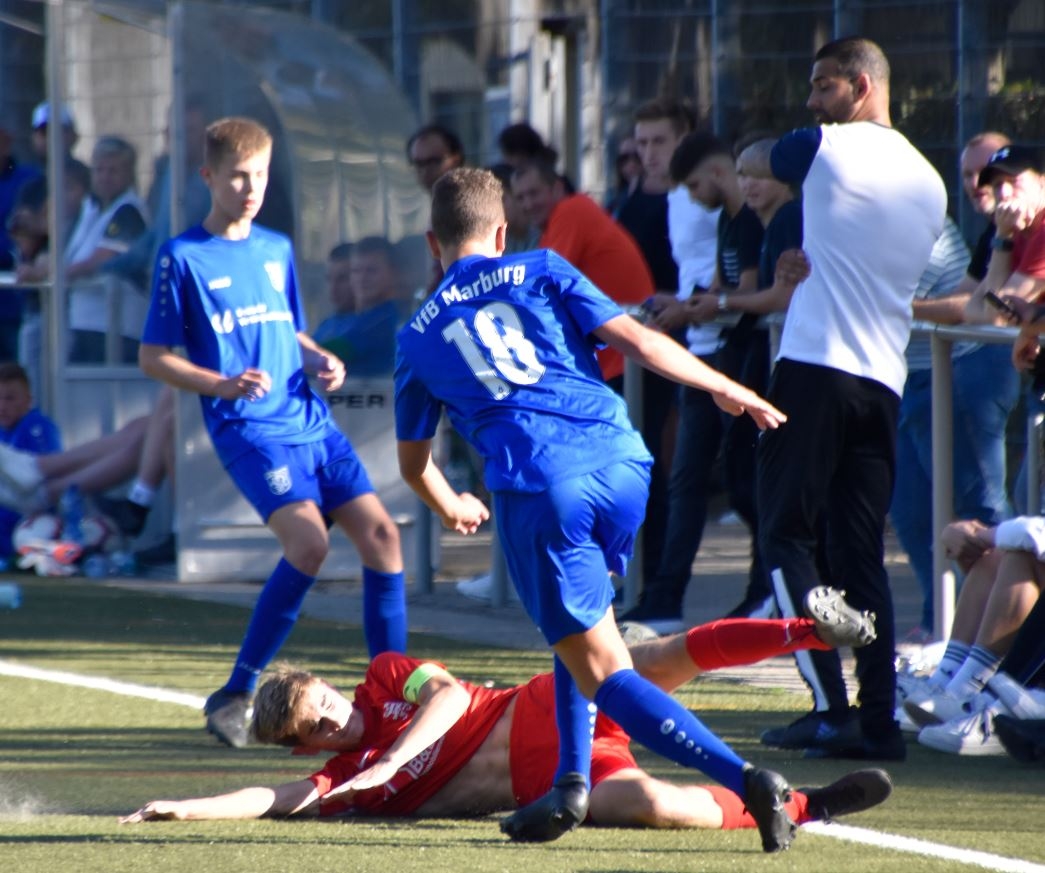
[265,465,292,495]
[264,262,285,293]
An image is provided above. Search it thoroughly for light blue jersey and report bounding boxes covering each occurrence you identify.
[142,225,336,466]
[395,249,650,493]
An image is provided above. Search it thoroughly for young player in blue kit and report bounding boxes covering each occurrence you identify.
[395,168,803,851]
[139,118,407,748]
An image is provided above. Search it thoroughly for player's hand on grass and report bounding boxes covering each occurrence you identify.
[219,368,272,403]
[119,801,186,823]
[440,492,490,535]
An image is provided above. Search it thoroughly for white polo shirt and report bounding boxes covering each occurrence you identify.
[771,122,947,396]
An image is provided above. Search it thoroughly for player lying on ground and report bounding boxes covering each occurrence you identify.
[122,587,891,835]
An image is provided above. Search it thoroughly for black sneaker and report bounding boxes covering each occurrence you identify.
[761,709,860,749]
[93,495,150,537]
[804,586,877,648]
[743,766,796,853]
[803,727,907,762]
[994,715,1045,764]
[800,768,893,821]
[203,688,253,748]
[500,773,589,842]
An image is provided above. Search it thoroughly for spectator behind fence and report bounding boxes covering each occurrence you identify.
[899,517,1045,756]
[621,98,709,602]
[964,145,1045,515]
[487,163,539,255]
[510,156,654,387]
[889,208,1020,641]
[28,102,78,175]
[498,121,575,194]
[0,114,43,359]
[755,36,947,761]
[313,237,399,378]
[606,136,643,218]
[0,362,60,560]
[407,123,464,194]
[622,131,768,633]
[64,136,148,364]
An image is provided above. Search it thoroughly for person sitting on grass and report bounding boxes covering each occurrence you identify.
[121,588,891,840]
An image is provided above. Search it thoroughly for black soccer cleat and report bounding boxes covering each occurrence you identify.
[800,768,893,821]
[994,715,1045,764]
[500,773,589,843]
[203,687,253,748]
[93,494,150,537]
[804,586,877,648]
[743,765,796,853]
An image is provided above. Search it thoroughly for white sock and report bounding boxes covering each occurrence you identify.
[931,640,971,687]
[945,645,1002,699]
[128,479,156,508]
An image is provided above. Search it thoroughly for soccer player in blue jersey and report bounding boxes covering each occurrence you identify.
[394,167,797,851]
[139,117,407,749]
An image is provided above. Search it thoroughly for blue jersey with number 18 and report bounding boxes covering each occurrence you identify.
[394,249,651,493]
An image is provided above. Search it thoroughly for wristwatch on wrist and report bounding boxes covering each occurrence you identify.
[717,292,729,312]
[991,236,1015,252]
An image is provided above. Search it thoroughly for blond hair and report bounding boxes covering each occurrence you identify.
[250,666,319,746]
[204,116,272,169]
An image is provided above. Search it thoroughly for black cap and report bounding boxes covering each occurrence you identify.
[978,145,1041,187]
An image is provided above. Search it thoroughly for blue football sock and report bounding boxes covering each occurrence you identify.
[594,668,748,796]
[226,558,315,694]
[553,656,594,786]
[362,566,407,657]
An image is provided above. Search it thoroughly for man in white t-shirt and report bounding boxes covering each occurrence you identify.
[756,36,947,761]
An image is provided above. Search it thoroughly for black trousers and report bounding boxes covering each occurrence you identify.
[757,359,900,734]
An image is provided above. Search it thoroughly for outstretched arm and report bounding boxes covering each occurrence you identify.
[397,439,489,535]
[594,316,786,430]
[120,778,321,823]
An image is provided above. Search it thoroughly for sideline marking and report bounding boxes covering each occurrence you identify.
[803,822,1045,873]
[0,659,206,710]
[3,658,1044,873]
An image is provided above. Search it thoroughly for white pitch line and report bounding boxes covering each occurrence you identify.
[803,822,1045,873]
[0,659,206,709]
[2,658,1043,873]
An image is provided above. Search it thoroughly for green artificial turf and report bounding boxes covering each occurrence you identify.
[0,578,1043,873]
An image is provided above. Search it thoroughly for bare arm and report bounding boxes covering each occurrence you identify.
[298,331,346,392]
[912,292,972,325]
[120,778,321,823]
[397,439,489,534]
[139,342,272,402]
[323,667,472,798]
[594,314,786,429]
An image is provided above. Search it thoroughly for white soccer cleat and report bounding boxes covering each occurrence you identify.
[917,704,1005,756]
[0,442,43,494]
[987,672,1045,721]
[902,687,972,728]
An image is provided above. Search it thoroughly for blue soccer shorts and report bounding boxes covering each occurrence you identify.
[226,429,374,522]
[493,457,651,644]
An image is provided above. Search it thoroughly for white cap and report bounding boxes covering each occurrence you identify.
[31,101,75,130]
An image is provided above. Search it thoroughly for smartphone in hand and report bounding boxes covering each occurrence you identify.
[983,290,1021,322]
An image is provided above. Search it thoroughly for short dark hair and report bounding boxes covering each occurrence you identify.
[633,98,695,137]
[669,131,730,184]
[512,156,560,188]
[497,122,547,159]
[406,124,464,160]
[815,36,890,86]
[328,242,352,262]
[351,235,394,263]
[430,167,505,249]
[204,117,272,169]
[0,362,30,387]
